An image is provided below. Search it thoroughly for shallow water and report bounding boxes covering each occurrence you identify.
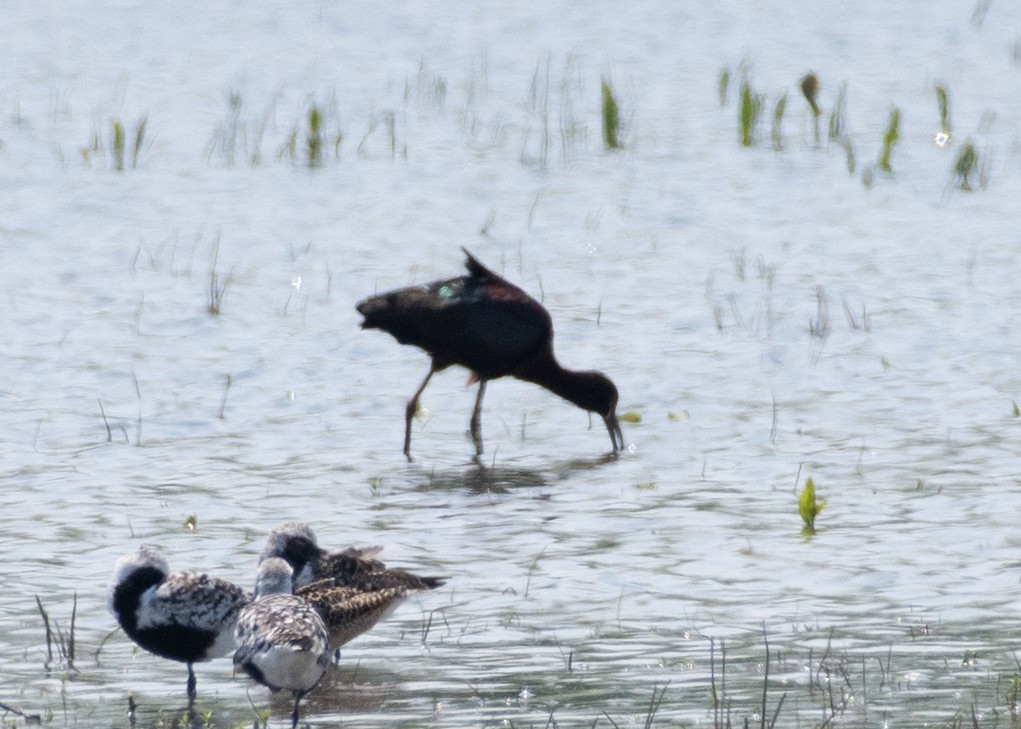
[3,1,1021,727]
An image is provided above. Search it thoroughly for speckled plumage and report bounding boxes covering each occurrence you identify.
[107,545,251,700]
[259,521,445,592]
[234,558,331,729]
[297,578,409,649]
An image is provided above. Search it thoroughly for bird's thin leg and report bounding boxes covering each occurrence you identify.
[405,366,436,459]
[186,663,197,701]
[469,379,487,455]
[290,689,304,729]
[605,413,624,453]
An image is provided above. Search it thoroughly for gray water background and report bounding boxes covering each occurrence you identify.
[3,1,1021,726]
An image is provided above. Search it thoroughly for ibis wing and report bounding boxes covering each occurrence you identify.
[358,275,550,378]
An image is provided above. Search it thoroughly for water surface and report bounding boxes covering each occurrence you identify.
[3,1,1021,727]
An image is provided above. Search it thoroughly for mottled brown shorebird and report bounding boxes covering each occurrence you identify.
[258,521,444,649]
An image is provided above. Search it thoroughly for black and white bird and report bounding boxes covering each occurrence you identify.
[107,545,251,701]
[258,521,445,592]
[234,557,331,729]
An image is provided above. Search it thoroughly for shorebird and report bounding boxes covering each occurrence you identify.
[258,521,444,591]
[258,522,445,650]
[107,545,251,701]
[298,579,415,650]
[234,558,331,729]
[356,248,623,458]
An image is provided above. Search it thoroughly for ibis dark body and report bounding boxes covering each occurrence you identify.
[356,248,623,458]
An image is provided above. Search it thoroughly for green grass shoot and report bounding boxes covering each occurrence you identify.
[952,140,979,191]
[771,91,788,150]
[620,411,642,424]
[112,119,125,171]
[601,77,622,150]
[935,82,950,134]
[798,477,825,535]
[108,116,147,171]
[718,68,731,106]
[1012,401,1019,417]
[306,105,324,167]
[739,79,762,147]
[877,107,901,173]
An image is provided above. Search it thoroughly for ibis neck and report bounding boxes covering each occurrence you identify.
[515,352,596,413]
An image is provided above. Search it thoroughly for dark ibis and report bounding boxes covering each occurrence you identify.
[356,248,623,458]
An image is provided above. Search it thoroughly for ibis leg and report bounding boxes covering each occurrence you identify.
[405,366,436,458]
[469,379,488,455]
[604,413,624,453]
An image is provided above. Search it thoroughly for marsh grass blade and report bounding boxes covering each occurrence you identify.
[878,107,901,173]
[935,83,951,134]
[112,119,125,171]
[131,114,147,168]
[718,68,731,106]
[601,77,622,150]
[307,105,324,167]
[739,79,762,147]
[952,140,979,191]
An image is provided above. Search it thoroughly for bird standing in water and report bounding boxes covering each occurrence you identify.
[258,521,445,591]
[107,545,251,702]
[257,521,446,650]
[356,248,623,459]
[234,558,331,729]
